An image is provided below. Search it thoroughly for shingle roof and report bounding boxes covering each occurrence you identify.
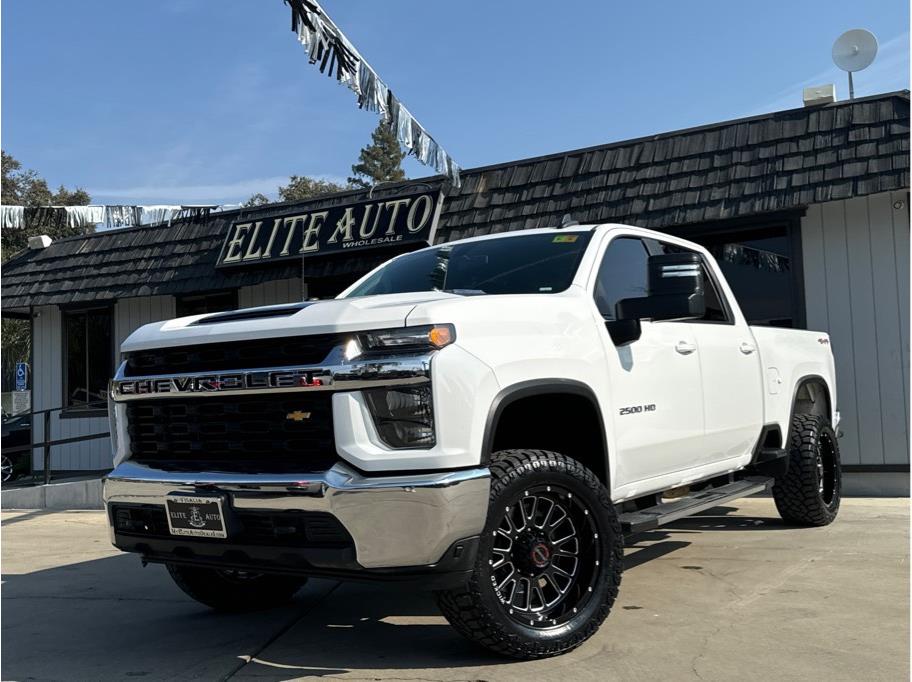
[2,90,908,310]
[437,90,909,240]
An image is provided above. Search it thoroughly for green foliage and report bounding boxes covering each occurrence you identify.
[1,151,93,262]
[243,192,272,207]
[2,151,92,393]
[348,122,406,189]
[244,177,349,208]
[278,176,348,202]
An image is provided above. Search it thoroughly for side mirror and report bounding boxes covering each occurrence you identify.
[616,252,706,323]
[605,318,641,346]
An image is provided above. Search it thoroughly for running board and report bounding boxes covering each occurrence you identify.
[619,476,774,535]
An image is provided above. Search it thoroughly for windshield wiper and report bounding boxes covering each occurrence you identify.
[439,288,487,296]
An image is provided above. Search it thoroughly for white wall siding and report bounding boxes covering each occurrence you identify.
[31,296,175,472]
[802,190,910,466]
[238,278,303,308]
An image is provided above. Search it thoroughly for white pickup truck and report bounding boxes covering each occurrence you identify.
[104,223,841,659]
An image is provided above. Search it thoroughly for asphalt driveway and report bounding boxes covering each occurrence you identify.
[2,497,908,681]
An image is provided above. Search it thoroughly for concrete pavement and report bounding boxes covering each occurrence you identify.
[2,497,908,681]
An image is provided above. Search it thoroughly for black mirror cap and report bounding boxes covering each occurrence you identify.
[605,318,641,346]
[648,252,704,296]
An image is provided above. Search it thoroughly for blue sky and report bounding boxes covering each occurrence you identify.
[2,0,908,205]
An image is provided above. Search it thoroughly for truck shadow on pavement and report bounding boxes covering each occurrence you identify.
[2,504,796,680]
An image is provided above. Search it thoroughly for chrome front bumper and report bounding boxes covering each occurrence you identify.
[103,461,490,569]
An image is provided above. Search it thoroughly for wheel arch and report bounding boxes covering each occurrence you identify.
[790,374,834,423]
[481,379,611,490]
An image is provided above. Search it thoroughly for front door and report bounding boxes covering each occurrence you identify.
[593,236,706,488]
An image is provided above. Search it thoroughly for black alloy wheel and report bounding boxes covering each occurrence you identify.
[437,449,623,659]
[490,484,601,629]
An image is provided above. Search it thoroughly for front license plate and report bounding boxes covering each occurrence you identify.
[165,495,227,539]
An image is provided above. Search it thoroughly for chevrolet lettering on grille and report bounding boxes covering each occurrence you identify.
[114,369,333,398]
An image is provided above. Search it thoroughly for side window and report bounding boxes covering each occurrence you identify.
[63,307,113,409]
[649,240,731,323]
[594,237,649,320]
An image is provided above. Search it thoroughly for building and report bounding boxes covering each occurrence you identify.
[2,90,908,494]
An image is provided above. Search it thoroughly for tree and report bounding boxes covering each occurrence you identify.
[243,192,272,207]
[244,176,349,208]
[348,122,406,189]
[278,176,348,202]
[1,151,92,395]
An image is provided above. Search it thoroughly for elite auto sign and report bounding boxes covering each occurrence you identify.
[216,189,443,268]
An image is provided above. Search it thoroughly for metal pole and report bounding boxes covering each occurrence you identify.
[848,72,855,100]
[43,410,51,485]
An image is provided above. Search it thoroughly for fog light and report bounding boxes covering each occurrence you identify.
[363,385,435,448]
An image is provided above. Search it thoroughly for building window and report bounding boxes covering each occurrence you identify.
[176,290,238,317]
[64,308,113,410]
[698,229,796,327]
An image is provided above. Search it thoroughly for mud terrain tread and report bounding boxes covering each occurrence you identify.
[436,449,623,659]
[773,414,840,526]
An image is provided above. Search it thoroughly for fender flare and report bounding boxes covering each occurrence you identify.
[789,374,834,423]
[480,378,610,487]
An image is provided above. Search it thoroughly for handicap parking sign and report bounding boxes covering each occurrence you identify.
[15,362,28,391]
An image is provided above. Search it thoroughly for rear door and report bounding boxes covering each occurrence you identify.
[648,238,764,464]
[592,235,706,487]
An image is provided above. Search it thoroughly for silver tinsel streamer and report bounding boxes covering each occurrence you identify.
[285,0,461,187]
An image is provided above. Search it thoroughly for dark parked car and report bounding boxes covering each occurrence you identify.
[1,411,32,483]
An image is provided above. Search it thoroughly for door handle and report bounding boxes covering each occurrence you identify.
[739,342,756,355]
[675,340,696,355]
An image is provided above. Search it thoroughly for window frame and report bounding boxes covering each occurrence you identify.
[61,304,115,418]
[644,238,736,326]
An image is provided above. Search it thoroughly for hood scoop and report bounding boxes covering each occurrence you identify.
[191,302,314,326]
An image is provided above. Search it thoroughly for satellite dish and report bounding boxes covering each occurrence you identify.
[832,29,878,99]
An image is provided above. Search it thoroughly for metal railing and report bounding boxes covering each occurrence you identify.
[3,401,110,485]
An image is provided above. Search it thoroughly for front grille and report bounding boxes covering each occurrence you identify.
[126,393,337,472]
[123,333,344,376]
[111,504,353,548]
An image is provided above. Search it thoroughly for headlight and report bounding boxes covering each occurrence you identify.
[354,324,455,356]
[363,385,435,448]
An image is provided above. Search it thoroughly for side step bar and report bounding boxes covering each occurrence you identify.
[619,476,774,535]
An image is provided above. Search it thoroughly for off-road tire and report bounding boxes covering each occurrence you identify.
[166,564,306,612]
[436,449,623,660]
[773,414,841,526]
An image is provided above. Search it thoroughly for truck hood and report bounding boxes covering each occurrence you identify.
[120,291,458,352]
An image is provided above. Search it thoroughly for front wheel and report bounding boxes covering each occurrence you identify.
[436,450,623,659]
[773,414,841,526]
[166,564,306,612]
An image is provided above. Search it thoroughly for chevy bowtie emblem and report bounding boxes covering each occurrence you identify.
[286,411,312,422]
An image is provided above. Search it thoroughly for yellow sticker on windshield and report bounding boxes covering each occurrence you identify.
[552,235,579,243]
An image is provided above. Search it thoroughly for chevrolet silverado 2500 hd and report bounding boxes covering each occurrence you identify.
[104,223,841,659]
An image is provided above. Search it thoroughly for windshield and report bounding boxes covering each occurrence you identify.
[344,232,593,298]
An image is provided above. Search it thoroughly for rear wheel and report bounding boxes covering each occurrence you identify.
[773,414,841,526]
[166,564,306,612]
[436,449,623,659]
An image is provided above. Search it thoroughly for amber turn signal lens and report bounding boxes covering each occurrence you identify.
[428,325,453,348]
